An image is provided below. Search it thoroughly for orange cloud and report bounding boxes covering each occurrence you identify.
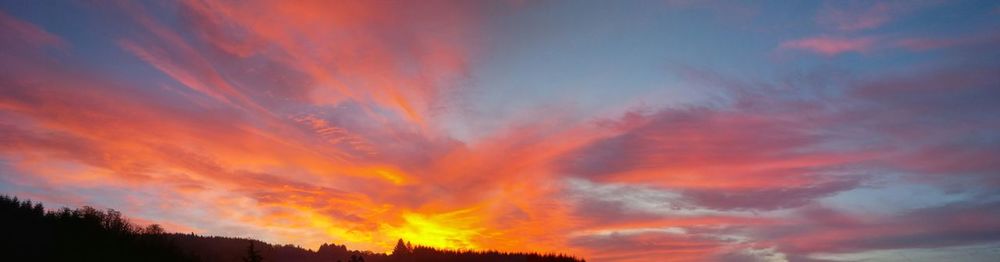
[3,2,1000,262]
[172,0,477,126]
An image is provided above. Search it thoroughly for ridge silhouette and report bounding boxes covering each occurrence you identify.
[0,195,585,262]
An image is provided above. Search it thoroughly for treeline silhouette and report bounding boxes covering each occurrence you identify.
[0,195,584,262]
[0,195,196,261]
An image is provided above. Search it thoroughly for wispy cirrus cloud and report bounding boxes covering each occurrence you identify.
[815,0,937,32]
[0,10,66,49]
[2,1,1000,261]
[781,1,971,57]
[555,58,1000,259]
[779,29,1000,57]
[779,36,877,56]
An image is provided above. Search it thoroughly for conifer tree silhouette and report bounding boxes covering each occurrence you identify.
[391,238,411,256]
[243,241,263,262]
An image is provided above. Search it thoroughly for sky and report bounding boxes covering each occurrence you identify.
[1,0,999,261]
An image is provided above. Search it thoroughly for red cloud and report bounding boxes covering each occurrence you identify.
[2,2,1000,261]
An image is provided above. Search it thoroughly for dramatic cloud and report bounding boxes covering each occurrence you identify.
[2,1,999,261]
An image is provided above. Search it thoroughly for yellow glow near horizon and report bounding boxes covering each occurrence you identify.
[384,209,484,250]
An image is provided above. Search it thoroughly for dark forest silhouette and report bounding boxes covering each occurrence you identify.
[0,195,584,262]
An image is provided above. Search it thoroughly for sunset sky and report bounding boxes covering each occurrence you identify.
[2,0,1000,261]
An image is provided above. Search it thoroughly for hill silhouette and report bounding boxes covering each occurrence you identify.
[0,195,584,262]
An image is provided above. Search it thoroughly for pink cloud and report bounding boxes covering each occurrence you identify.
[767,201,1000,256]
[779,36,876,56]
[895,31,1000,51]
[0,11,67,48]
[895,37,963,51]
[3,1,1000,261]
[782,30,999,57]
[816,1,938,32]
[816,2,893,31]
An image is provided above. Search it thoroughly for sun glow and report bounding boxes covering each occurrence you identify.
[3,1,999,261]
[384,209,484,250]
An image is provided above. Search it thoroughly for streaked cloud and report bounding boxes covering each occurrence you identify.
[2,1,999,261]
[779,36,877,56]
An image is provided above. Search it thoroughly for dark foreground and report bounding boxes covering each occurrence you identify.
[0,195,584,262]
